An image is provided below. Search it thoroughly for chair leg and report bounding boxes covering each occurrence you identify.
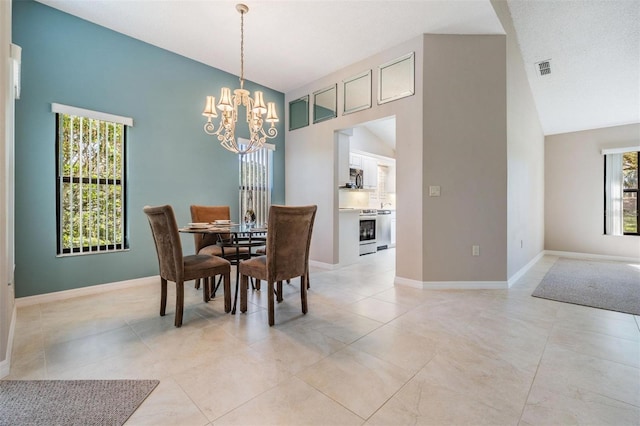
[254,279,261,290]
[223,271,231,313]
[160,277,168,316]
[306,271,310,289]
[240,274,249,313]
[301,274,308,314]
[175,281,184,327]
[276,281,283,302]
[268,281,275,326]
[195,278,201,290]
[202,277,210,303]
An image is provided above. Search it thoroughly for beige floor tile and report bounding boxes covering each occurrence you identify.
[521,382,640,426]
[214,376,364,425]
[548,326,640,368]
[173,351,292,422]
[297,346,413,419]
[344,297,411,323]
[124,377,210,426]
[44,325,147,376]
[350,324,441,374]
[366,374,522,425]
[533,345,640,407]
[249,326,345,375]
[417,337,535,416]
[285,306,383,344]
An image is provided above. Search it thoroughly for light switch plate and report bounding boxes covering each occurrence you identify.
[429,186,440,197]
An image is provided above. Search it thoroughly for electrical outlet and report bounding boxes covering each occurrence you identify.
[429,186,440,197]
[472,245,480,256]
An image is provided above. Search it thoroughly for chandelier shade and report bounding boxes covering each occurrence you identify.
[202,3,279,155]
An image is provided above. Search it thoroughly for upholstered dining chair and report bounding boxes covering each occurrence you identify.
[144,205,231,327]
[189,205,253,291]
[239,205,317,326]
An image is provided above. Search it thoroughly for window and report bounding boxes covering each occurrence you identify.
[53,104,133,255]
[604,148,639,236]
[239,140,274,226]
[622,151,638,234]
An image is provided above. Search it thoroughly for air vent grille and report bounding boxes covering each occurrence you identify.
[535,59,552,77]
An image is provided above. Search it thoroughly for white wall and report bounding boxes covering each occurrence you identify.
[491,0,546,278]
[1,0,16,377]
[285,36,424,279]
[545,124,640,259]
[350,126,395,158]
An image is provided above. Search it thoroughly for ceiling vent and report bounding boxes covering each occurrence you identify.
[535,59,552,77]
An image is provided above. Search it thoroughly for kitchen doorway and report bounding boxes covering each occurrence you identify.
[336,116,396,265]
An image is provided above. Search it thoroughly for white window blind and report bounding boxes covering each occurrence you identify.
[55,105,132,255]
[239,141,274,226]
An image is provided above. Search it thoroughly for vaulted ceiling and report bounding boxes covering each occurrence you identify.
[34,0,640,137]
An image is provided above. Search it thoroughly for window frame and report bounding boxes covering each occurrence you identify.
[53,104,132,256]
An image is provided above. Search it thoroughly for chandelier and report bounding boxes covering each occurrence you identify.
[202,3,278,155]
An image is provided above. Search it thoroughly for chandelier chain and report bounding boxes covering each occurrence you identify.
[240,9,245,88]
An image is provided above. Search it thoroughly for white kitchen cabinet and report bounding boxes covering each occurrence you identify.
[362,156,378,188]
[349,153,362,168]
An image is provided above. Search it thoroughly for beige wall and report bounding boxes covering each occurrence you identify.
[1,0,15,376]
[286,33,510,285]
[545,124,640,259]
[492,0,546,278]
[422,34,508,282]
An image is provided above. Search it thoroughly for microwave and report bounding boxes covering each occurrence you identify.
[349,168,363,189]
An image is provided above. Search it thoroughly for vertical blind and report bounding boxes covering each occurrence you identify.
[239,142,274,226]
[53,103,132,255]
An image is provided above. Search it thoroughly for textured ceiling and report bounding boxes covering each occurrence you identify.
[508,0,640,135]
[33,0,640,136]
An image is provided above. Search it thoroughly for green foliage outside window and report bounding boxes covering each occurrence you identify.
[58,114,125,253]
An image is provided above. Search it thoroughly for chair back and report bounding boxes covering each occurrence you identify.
[144,205,184,282]
[266,205,317,282]
[190,205,231,252]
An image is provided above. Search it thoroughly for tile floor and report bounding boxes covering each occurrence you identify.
[6,250,640,425]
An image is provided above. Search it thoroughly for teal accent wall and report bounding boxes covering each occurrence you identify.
[12,0,285,297]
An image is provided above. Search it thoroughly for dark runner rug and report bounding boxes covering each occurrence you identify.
[0,379,159,426]
[532,257,640,315]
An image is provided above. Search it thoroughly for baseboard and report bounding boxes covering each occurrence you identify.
[508,251,545,287]
[309,260,338,270]
[395,276,508,290]
[544,250,640,263]
[0,305,16,379]
[15,275,159,308]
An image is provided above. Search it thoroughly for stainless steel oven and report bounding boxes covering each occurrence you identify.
[359,209,377,255]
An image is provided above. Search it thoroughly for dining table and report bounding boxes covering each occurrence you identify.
[179,223,267,314]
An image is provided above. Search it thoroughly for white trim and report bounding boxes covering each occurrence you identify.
[0,306,16,379]
[395,276,508,290]
[601,146,640,155]
[544,250,640,264]
[15,276,157,308]
[51,103,134,127]
[309,260,338,270]
[508,251,545,287]
[394,276,424,289]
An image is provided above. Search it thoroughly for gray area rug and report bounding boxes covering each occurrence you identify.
[532,257,640,315]
[0,379,159,426]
